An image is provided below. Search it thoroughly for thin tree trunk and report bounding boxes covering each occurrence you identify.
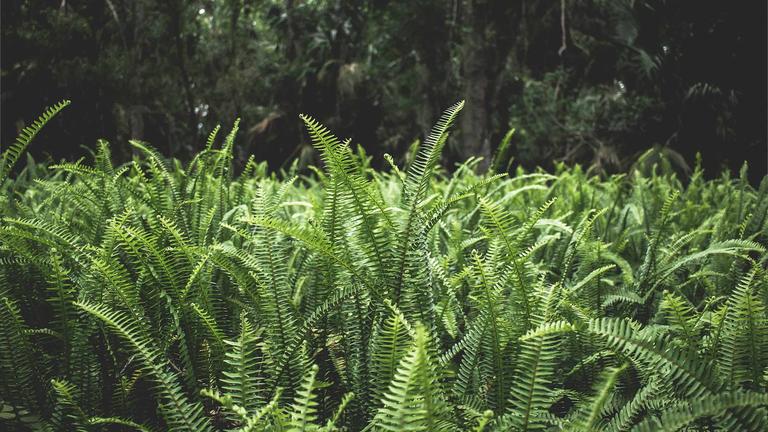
[170,0,197,152]
[459,0,492,169]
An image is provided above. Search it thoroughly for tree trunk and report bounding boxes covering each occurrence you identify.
[459,0,492,169]
[169,0,197,153]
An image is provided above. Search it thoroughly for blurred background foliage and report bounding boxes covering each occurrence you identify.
[1,0,765,182]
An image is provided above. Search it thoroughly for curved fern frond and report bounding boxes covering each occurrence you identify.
[631,391,768,432]
[568,364,627,431]
[0,100,70,184]
[588,317,717,399]
[75,301,213,432]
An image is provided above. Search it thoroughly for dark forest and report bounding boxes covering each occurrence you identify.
[2,2,768,431]
[2,1,766,180]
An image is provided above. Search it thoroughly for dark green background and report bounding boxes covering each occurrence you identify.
[2,1,766,181]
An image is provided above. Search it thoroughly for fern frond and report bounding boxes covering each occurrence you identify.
[506,321,572,430]
[717,267,768,389]
[369,300,414,408]
[588,317,717,399]
[221,314,266,414]
[0,99,70,184]
[568,364,627,431]
[0,295,40,416]
[75,301,213,432]
[374,325,456,431]
[631,391,768,432]
[286,364,322,431]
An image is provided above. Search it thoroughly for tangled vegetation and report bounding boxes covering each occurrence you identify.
[1,102,767,431]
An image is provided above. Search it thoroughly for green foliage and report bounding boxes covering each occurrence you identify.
[510,70,655,171]
[1,103,767,431]
[6,1,762,182]
[373,325,454,432]
[0,99,70,185]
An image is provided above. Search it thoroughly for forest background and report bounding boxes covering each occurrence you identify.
[1,0,766,182]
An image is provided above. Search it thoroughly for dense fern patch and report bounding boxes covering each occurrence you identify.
[1,102,767,431]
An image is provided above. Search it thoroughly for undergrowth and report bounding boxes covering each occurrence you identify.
[1,101,767,431]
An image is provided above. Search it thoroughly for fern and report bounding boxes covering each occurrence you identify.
[1,102,765,431]
[0,295,40,418]
[505,321,572,430]
[632,391,768,432]
[75,300,213,432]
[369,300,414,408]
[0,100,71,184]
[220,315,266,415]
[374,325,455,431]
[717,266,768,389]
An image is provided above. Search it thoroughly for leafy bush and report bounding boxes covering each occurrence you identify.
[1,102,767,431]
[510,70,656,171]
